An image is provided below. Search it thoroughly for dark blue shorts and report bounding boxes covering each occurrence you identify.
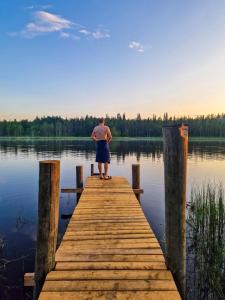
[96,140,110,163]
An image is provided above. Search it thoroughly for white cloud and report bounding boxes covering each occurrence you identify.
[92,29,110,39]
[129,41,144,53]
[21,11,73,37]
[79,27,110,40]
[59,32,80,40]
[79,29,91,35]
[10,10,110,42]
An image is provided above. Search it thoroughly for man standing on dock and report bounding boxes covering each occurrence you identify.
[91,117,112,179]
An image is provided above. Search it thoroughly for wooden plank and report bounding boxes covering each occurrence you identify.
[70,216,145,220]
[69,220,149,224]
[70,218,146,222]
[58,243,160,251]
[46,270,172,280]
[63,234,155,240]
[66,226,151,231]
[42,279,177,291]
[55,261,167,270]
[61,238,158,245]
[76,204,139,207]
[55,254,165,262]
[71,215,145,220]
[65,230,153,235]
[74,210,143,213]
[39,291,181,300]
[73,210,144,214]
[56,248,163,255]
[78,199,138,203]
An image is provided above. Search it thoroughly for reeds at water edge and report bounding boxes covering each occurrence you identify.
[187,182,225,300]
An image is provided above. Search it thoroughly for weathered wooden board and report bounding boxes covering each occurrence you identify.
[55,254,165,262]
[39,291,181,300]
[46,270,172,280]
[55,261,167,270]
[42,279,177,291]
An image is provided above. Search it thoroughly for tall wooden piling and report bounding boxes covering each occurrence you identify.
[162,124,188,298]
[33,160,60,300]
[76,165,83,201]
[132,164,140,201]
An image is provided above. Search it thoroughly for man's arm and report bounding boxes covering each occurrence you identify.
[107,127,112,143]
[91,128,97,141]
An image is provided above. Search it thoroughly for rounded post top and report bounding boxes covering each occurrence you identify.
[162,123,188,139]
[39,160,60,164]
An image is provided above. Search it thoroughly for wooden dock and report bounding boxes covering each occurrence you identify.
[38,175,181,299]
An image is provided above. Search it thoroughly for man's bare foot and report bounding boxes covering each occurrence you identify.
[100,174,104,179]
[104,175,112,180]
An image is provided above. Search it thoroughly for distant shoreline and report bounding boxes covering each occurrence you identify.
[0,136,225,142]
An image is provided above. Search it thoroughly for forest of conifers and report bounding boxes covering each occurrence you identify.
[0,113,225,137]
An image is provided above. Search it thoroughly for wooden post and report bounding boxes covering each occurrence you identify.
[132,164,140,201]
[76,165,83,202]
[91,163,94,176]
[162,124,188,299]
[33,160,60,300]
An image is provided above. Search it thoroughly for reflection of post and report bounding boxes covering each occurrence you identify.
[136,152,140,162]
[76,165,83,202]
[162,124,188,299]
[33,160,60,300]
[132,164,140,201]
[91,163,94,176]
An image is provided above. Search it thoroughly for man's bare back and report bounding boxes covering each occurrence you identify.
[92,124,112,142]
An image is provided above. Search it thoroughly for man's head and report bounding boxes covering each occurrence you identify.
[99,117,104,124]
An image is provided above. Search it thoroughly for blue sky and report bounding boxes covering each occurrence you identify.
[1,0,225,119]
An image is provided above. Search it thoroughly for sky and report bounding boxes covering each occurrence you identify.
[1,0,225,120]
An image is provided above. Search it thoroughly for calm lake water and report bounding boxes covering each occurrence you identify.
[0,139,225,299]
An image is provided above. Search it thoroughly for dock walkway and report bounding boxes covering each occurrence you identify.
[39,176,181,299]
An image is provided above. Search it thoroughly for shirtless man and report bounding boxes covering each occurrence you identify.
[91,118,112,179]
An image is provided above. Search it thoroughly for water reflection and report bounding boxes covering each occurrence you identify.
[0,139,225,299]
[1,139,225,161]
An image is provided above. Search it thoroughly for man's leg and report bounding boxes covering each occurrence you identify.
[104,162,109,178]
[98,162,103,177]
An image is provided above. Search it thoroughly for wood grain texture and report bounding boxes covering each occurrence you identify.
[39,176,181,300]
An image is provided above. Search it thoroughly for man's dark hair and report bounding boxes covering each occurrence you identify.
[99,117,104,124]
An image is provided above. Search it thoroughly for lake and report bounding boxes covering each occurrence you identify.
[0,139,225,299]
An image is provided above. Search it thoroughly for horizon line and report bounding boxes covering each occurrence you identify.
[1,112,225,122]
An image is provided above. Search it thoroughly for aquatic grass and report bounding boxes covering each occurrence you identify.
[187,182,225,299]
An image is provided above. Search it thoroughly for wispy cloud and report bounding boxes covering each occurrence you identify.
[24,4,52,11]
[129,41,145,53]
[20,11,73,37]
[79,27,110,40]
[92,28,110,39]
[59,32,80,40]
[79,29,91,36]
[10,10,110,42]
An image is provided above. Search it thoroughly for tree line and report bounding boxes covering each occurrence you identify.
[0,113,225,137]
